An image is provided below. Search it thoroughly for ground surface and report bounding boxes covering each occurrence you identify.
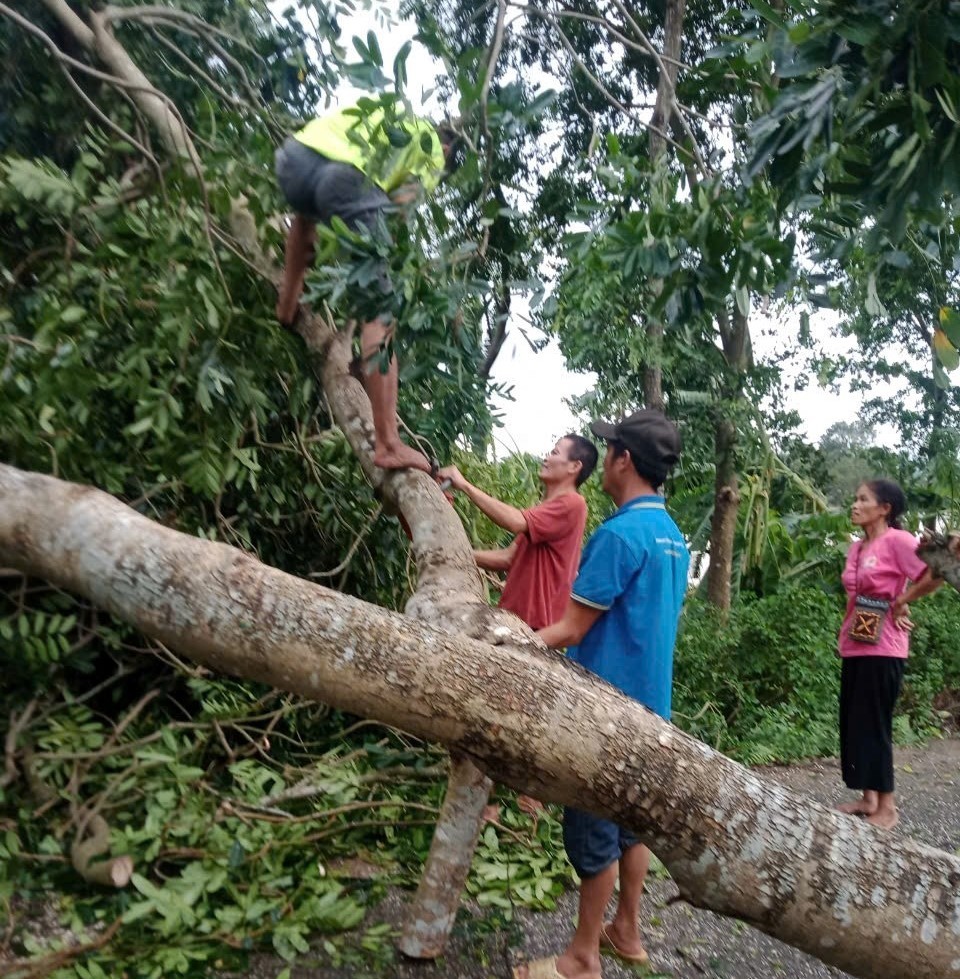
[235,738,960,979]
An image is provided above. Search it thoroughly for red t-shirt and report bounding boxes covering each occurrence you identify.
[498,493,587,630]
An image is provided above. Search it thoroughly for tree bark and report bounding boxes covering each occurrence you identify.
[706,307,750,610]
[2,462,960,979]
[706,413,739,610]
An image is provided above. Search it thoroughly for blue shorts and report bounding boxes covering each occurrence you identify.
[563,807,638,879]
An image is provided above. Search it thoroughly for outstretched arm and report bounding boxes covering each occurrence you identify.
[438,465,528,536]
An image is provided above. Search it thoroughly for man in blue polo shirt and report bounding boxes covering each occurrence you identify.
[518,409,689,979]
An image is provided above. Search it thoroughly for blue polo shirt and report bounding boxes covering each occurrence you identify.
[568,495,689,719]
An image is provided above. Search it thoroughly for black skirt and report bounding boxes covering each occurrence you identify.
[839,656,905,793]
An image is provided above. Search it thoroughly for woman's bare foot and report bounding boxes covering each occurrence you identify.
[373,442,432,473]
[837,791,878,816]
[866,808,899,830]
[837,800,876,816]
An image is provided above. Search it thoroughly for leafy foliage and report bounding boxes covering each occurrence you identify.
[743,0,960,238]
[675,584,960,762]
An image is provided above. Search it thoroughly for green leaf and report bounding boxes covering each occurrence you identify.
[385,125,412,148]
[933,328,959,371]
[125,415,154,436]
[366,30,382,66]
[60,305,86,324]
[749,0,786,27]
[933,357,952,389]
[939,306,960,346]
[735,285,750,317]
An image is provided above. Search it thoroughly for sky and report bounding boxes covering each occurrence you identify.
[331,6,895,458]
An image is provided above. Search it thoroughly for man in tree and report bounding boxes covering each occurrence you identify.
[517,410,689,979]
[275,101,457,473]
[438,434,599,631]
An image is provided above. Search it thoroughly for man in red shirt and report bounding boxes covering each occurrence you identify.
[438,434,598,630]
[439,435,597,818]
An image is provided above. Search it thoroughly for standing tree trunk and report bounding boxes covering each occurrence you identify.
[706,412,739,609]
[642,0,686,412]
[706,307,750,611]
[2,461,959,979]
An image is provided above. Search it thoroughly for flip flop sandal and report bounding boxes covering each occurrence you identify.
[512,956,566,979]
[600,923,650,968]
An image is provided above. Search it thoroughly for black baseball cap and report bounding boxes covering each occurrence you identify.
[590,409,681,484]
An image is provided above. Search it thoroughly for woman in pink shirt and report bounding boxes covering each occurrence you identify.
[837,479,941,829]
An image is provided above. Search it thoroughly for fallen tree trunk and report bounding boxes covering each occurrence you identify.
[2,463,960,979]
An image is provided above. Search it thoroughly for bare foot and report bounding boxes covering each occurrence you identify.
[373,443,432,473]
[866,808,899,830]
[837,799,878,816]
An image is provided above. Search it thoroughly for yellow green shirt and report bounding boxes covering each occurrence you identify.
[294,104,445,194]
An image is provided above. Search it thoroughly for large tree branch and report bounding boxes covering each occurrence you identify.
[1,461,959,979]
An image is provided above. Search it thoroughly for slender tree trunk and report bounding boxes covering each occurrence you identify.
[398,756,492,957]
[706,308,750,610]
[706,413,739,609]
[643,0,686,411]
[2,462,959,979]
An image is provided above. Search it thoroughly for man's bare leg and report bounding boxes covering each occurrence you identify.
[360,319,431,473]
[837,789,879,816]
[603,843,650,959]
[276,214,316,326]
[552,861,617,979]
[865,791,898,829]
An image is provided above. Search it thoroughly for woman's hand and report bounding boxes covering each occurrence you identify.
[892,595,915,631]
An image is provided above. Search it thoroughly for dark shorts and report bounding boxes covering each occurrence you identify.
[276,137,393,303]
[563,807,639,879]
[275,136,391,231]
[839,655,904,793]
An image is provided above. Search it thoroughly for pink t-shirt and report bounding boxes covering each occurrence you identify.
[838,528,928,659]
[498,493,587,630]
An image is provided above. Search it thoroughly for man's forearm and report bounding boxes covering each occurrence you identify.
[538,620,575,648]
[538,599,604,649]
[462,483,527,536]
[474,548,512,572]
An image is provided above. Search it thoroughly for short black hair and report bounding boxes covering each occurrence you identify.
[610,439,663,490]
[562,434,599,487]
[863,478,907,530]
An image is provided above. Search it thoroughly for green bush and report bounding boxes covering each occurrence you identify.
[673,583,960,764]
